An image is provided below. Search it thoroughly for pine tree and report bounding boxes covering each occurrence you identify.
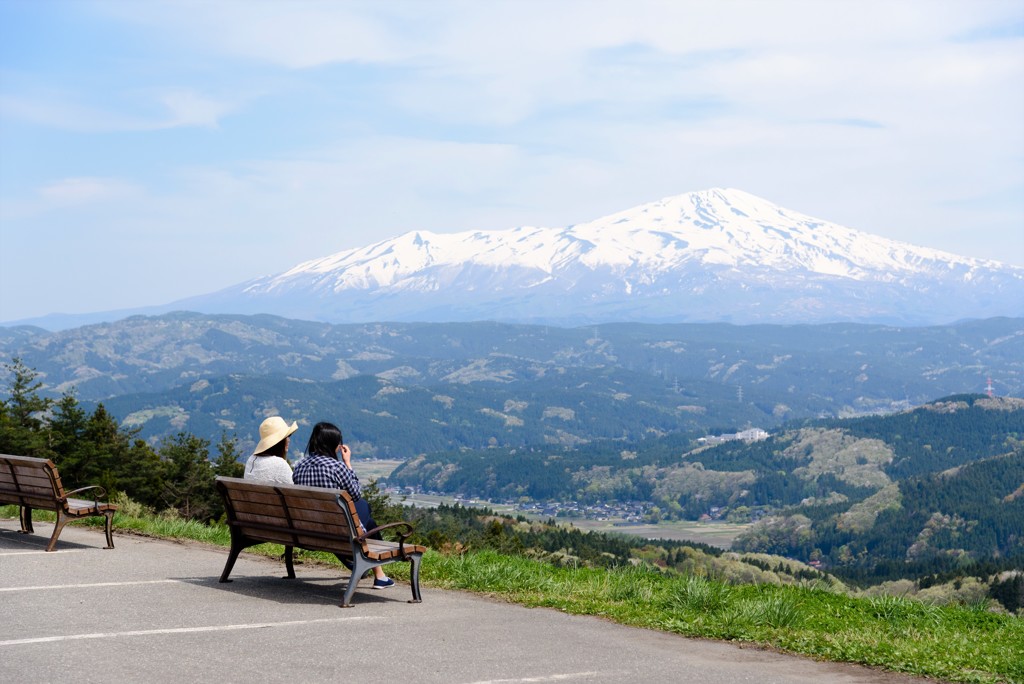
[213,433,244,478]
[47,391,93,484]
[159,433,220,521]
[0,357,53,456]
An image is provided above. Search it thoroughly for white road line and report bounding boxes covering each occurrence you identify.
[0,579,179,592]
[0,617,378,647]
[465,675,602,683]
[0,549,84,556]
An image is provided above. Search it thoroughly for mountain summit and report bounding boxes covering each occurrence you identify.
[177,188,1024,325]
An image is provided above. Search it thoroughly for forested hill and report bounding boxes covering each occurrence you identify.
[732,395,1024,582]
[390,395,1024,505]
[1,313,1022,454]
[389,395,1024,583]
[833,394,1024,478]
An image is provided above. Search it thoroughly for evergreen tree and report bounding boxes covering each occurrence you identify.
[0,357,53,456]
[48,392,88,462]
[110,439,162,508]
[213,433,244,478]
[989,574,1024,613]
[159,433,220,521]
[48,393,100,486]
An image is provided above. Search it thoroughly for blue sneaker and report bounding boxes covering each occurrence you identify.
[372,577,395,590]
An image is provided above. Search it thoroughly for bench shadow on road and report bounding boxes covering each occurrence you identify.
[173,572,399,608]
[0,527,102,552]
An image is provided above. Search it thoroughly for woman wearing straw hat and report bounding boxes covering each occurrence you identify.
[244,416,298,485]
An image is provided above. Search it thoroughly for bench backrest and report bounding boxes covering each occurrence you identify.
[0,454,65,508]
[215,477,366,555]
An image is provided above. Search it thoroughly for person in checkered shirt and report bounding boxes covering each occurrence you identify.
[292,421,394,589]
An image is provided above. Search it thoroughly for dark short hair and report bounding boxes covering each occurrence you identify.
[305,421,343,458]
[256,436,289,457]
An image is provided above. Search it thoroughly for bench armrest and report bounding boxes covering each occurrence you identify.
[354,521,417,558]
[354,520,414,541]
[65,485,107,501]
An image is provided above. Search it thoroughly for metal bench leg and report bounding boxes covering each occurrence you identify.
[339,574,359,608]
[340,556,373,608]
[46,510,71,552]
[19,505,34,534]
[103,510,115,549]
[283,546,296,579]
[408,553,423,603]
[220,543,244,582]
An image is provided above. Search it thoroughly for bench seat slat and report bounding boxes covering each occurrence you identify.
[234,513,347,536]
[229,507,349,530]
[280,499,349,514]
[1,472,54,488]
[226,490,286,506]
[0,479,55,493]
[224,480,341,499]
[63,498,118,514]
[228,498,344,521]
[0,485,55,498]
[236,520,348,542]
[0,493,56,507]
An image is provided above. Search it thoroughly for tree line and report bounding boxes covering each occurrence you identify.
[0,358,243,521]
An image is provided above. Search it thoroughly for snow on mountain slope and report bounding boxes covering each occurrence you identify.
[253,188,998,292]
[178,188,1023,326]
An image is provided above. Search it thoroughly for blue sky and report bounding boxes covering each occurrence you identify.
[1,0,1022,322]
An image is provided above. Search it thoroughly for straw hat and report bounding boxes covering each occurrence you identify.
[253,416,298,455]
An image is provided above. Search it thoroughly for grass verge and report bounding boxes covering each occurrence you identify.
[4,506,1022,684]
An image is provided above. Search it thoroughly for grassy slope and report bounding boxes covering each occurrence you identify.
[3,506,1021,684]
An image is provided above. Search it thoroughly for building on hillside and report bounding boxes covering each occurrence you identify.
[697,427,769,445]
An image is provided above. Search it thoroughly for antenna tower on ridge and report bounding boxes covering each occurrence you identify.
[985,377,995,398]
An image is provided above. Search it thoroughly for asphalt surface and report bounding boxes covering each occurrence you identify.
[0,519,934,684]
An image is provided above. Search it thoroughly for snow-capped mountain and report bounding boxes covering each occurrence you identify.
[177,188,1024,325]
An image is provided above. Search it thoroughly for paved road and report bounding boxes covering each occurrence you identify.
[1,520,932,684]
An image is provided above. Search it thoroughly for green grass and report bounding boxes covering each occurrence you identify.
[4,505,1022,683]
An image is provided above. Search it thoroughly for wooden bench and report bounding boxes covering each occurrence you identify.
[0,454,118,551]
[215,476,427,607]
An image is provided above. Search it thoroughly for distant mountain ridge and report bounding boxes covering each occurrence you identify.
[172,188,1022,326]
[2,313,1022,453]
[6,188,1021,331]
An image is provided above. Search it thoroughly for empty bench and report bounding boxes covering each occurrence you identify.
[0,454,118,551]
[215,476,427,607]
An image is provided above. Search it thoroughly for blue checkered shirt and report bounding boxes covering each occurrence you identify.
[292,453,362,501]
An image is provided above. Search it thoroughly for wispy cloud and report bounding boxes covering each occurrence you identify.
[0,86,234,132]
[38,176,138,204]
[95,0,409,67]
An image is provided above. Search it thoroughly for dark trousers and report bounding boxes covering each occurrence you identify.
[335,497,379,571]
[354,497,381,539]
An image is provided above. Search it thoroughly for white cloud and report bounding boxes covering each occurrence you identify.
[96,0,409,67]
[1,177,141,223]
[0,88,235,132]
[38,177,138,204]
[87,0,1023,134]
[155,90,233,129]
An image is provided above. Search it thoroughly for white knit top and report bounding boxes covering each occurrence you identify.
[243,454,294,485]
